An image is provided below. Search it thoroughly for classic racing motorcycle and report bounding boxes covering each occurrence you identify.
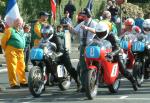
[84,39,120,99]
[28,25,71,97]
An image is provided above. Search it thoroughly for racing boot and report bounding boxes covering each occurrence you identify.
[128,75,138,91]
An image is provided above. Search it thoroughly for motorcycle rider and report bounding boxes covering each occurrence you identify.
[121,18,135,37]
[87,21,138,91]
[40,24,81,91]
[136,19,150,79]
[33,11,62,56]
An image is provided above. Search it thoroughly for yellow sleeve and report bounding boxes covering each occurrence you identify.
[1,28,12,50]
[34,22,42,38]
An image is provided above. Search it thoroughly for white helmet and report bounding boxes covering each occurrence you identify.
[95,22,109,40]
[143,19,150,34]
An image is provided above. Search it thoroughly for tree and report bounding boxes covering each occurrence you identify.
[121,3,143,19]
[128,0,150,3]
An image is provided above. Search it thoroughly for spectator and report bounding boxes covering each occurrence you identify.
[106,0,113,10]
[56,25,65,46]
[100,10,118,36]
[1,17,28,89]
[76,11,86,24]
[0,15,5,33]
[23,24,31,72]
[60,11,72,30]
[0,15,5,54]
[107,0,119,23]
[134,13,144,30]
[33,11,49,47]
[64,0,76,19]
[68,8,97,92]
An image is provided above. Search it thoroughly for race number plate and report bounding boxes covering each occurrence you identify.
[57,65,64,77]
[111,64,118,77]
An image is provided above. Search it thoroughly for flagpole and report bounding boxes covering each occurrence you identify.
[58,0,61,23]
[49,0,52,24]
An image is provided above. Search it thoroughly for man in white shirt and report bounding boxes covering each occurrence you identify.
[68,8,97,92]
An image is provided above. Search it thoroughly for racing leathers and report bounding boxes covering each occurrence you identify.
[49,34,81,90]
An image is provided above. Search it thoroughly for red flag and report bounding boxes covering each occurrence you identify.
[50,0,56,21]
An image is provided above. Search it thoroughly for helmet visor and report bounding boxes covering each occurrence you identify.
[42,33,49,38]
[96,31,107,39]
[143,28,150,32]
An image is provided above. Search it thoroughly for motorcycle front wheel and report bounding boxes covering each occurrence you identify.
[133,61,144,87]
[85,69,98,100]
[28,66,45,97]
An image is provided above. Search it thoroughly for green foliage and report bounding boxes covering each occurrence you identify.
[56,0,106,25]
[0,0,106,24]
[0,0,149,22]
[0,0,6,17]
[121,3,143,19]
[128,0,150,3]
[136,3,150,18]
[17,0,51,22]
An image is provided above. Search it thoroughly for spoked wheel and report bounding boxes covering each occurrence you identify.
[28,66,46,97]
[108,78,120,93]
[133,62,144,87]
[85,69,98,100]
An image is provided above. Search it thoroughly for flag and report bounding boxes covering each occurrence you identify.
[50,0,57,21]
[4,0,21,27]
[86,0,93,11]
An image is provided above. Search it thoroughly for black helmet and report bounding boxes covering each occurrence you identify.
[39,11,50,17]
[82,8,91,18]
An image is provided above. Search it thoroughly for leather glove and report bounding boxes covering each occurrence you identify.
[106,53,114,62]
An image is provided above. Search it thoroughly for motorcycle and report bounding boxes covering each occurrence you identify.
[120,35,135,69]
[84,39,120,100]
[28,27,71,97]
[120,35,150,87]
[132,36,150,84]
[131,40,145,86]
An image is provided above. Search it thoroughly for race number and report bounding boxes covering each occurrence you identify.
[90,47,95,57]
[111,64,118,77]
